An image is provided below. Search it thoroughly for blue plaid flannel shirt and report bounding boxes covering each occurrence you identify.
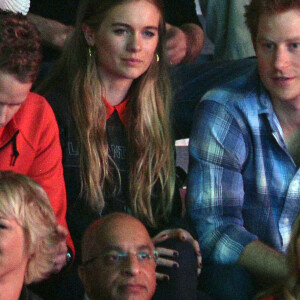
[187,64,300,264]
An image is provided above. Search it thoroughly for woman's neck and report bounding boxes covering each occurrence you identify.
[0,280,23,300]
[98,69,133,106]
[104,87,130,106]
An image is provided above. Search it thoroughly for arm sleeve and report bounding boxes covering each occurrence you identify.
[164,0,202,27]
[27,101,75,256]
[186,100,257,264]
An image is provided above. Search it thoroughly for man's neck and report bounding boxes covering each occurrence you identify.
[271,97,300,133]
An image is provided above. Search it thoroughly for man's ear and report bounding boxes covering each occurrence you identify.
[82,23,95,46]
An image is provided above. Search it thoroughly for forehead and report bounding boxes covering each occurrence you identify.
[101,0,160,28]
[257,9,300,39]
[96,218,154,252]
[0,72,30,105]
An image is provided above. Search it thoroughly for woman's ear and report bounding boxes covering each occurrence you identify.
[82,24,95,46]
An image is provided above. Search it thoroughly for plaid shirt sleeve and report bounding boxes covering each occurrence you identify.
[187,99,258,264]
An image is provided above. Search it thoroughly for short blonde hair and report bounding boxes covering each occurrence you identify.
[0,171,60,284]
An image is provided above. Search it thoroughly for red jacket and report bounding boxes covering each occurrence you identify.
[0,92,74,255]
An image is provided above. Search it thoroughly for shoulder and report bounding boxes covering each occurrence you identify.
[13,92,59,146]
[15,92,56,123]
[199,65,262,115]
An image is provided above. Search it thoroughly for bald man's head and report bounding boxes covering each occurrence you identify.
[79,213,157,300]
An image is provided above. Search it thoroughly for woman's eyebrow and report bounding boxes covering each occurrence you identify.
[111,22,158,31]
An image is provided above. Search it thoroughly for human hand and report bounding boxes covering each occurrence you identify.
[49,24,74,49]
[27,13,73,50]
[52,225,68,273]
[152,228,202,280]
[165,23,188,65]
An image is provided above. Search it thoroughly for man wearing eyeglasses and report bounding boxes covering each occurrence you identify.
[79,213,157,300]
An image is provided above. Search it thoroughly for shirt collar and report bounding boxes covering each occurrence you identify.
[103,96,129,125]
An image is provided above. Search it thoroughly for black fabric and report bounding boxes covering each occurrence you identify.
[153,238,200,300]
[198,264,256,300]
[19,286,43,300]
[30,0,79,25]
[29,0,201,27]
[102,110,130,214]
[164,0,202,27]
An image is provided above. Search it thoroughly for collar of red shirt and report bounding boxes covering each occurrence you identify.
[103,96,129,125]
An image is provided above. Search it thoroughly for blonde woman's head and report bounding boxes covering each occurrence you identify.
[0,171,60,284]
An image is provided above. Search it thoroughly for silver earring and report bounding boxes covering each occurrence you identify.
[156,53,160,62]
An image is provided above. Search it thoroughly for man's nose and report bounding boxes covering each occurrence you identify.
[273,46,290,70]
[122,254,142,276]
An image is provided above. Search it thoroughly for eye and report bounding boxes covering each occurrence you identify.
[262,42,274,50]
[137,252,151,261]
[104,253,120,264]
[113,28,129,35]
[289,43,300,51]
[0,223,8,230]
[143,30,156,38]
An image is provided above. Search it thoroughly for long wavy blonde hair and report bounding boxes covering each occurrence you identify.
[39,0,174,227]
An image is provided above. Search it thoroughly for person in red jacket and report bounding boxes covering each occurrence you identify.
[0,10,74,271]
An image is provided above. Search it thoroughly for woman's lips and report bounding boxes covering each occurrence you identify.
[122,58,143,66]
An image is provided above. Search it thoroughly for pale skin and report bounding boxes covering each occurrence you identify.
[0,217,29,300]
[239,9,300,282]
[82,0,201,280]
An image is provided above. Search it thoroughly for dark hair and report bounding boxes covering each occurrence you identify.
[0,10,42,83]
[245,0,300,38]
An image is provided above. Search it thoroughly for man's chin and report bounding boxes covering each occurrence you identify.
[115,285,150,300]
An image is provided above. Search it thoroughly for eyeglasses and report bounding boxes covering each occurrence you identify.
[82,250,159,267]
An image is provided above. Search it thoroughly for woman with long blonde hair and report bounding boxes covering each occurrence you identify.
[38,0,201,298]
